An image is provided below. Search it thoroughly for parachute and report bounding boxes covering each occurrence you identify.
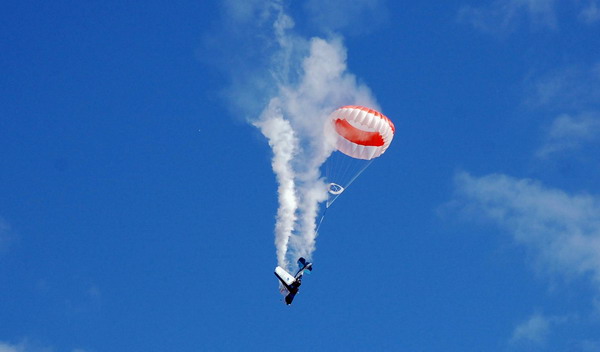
[324,105,395,207]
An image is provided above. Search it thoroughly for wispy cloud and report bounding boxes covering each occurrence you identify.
[525,64,600,111]
[525,63,600,164]
[458,0,600,33]
[510,312,567,345]
[304,0,389,34]
[0,340,51,352]
[450,172,600,293]
[579,0,600,24]
[523,63,600,162]
[536,112,600,158]
[201,1,290,119]
[458,0,558,34]
[0,341,23,352]
[0,340,86,352]
[222,0,272,24]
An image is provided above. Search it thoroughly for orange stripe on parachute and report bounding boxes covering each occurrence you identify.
[334,119,385,147]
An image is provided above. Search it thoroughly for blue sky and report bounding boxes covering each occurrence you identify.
[1,0,600,351]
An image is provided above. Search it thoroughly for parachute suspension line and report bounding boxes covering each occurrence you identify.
[344,158,373,190]
[325,151,347,201]
[325,150,359,196]
[314,205,328,238]
[326,158,374,208]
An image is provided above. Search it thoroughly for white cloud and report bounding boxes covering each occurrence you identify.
[451,172,600,291]
[510,313,567,345]
[536,113,600,158]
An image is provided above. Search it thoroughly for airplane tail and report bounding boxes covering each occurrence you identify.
[297,257,313,271]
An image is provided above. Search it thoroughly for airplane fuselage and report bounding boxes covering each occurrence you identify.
[274,258,312,305]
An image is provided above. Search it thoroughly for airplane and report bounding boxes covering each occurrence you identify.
[274,257,313,305]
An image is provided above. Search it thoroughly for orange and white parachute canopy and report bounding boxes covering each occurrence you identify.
[324,105,395,203]
[329,105,395,160]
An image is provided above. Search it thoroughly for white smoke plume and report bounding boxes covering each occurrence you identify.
[252,3,379,270]
[254,101,299,270]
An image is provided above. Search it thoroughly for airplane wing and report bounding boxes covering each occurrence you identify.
[274,266,295,290]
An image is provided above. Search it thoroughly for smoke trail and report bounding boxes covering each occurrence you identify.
[244,2,379,270]
[254,100,298,270]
